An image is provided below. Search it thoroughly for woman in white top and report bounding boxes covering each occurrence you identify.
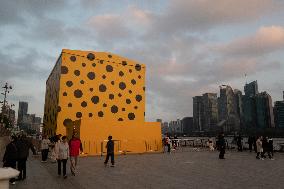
[40,135,50,162]
[55,136,69,178]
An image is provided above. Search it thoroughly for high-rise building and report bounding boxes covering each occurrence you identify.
[202,93,218,132]
[193,96,203,131]
[218,85,239,132]
[242,95,257,128]
[244,80,258,97]
[274,101,284,128]
[17,101,28,128]
[255,92,275,128]
[181,117,193,135]
[43,49,161,155]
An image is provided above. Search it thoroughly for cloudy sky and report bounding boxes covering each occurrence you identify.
[1,0,284,122]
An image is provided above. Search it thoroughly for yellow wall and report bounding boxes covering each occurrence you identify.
[44,49,162,155]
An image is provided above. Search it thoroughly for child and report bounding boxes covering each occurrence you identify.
[104,135,114,167]
[55,136,69,178]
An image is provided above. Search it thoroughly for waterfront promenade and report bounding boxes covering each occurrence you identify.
[11,149,284,189]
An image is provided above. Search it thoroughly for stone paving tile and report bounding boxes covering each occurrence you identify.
[11,149,284,189]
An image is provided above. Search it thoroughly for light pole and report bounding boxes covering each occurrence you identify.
[0,82,13,127]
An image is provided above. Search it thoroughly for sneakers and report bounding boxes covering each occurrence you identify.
[63,175,67,179]
[261,158,264,160]
[110,164,115,167]
[10,181,16,185]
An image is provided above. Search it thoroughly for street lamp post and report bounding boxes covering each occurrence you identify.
[0,82,13,127]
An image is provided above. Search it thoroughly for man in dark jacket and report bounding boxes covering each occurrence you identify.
[3,135,18,184]
[104,135,114,167]
[15,134,36,180]
[218,133,226,159]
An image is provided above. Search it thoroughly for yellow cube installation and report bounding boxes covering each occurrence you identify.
[43,49,162,155]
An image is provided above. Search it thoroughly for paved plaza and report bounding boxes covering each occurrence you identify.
[12,149,284,189]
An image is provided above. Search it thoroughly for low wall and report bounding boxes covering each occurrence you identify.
[0,136,9,162]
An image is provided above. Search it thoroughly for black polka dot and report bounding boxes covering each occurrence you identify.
[119,71,124,77]
[143,87,145,91]
[81,101,87,107]
[102,75,106,79]
[66,81,73,87]
[74,70,80,76]
[89,113,93,117]
[92,63,96,67]
[91,96,99,104]
[68,103,72,107]
[90,88,93,92]
[106,65,113,72]
[129,69,132,73]
[129,90,132,94]
[57,106,61,112]
[63,118,73,126]
[80,80,84,84]
[136,95,142,102]
[99,84,106,92]
[109,94,114,100]
[76,112,82,118]
[87,72,95,80]
[118,93,122,97]
[100,60,104,64]
[74,90,83,98]
[118,118,123,121]
[111,105,118,114]
[119,82,126,90]
[87,53,95,61]
[103,103,107,107]
[134,106,138,109]
[126,99,131,104]
[131,79,136,85]
[111,81,115,85]
[128,113,135,120]
[98,111,104,117]
[122,108,125,111]
[63,92,67,96]
[70,56,76,62]
[135,64,141,71]
[138,75,141,79]
[61,66,68,74]
[108,54,112,58]
[122,61,127,66]
[82,63,86,67]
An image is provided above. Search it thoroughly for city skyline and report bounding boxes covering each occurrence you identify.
[1,0,284,122]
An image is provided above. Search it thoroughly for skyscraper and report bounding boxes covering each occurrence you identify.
[17,101,28,126]
[274,101,284,128]
[193,96,203,131]
[218,85,239,132]
[242,95,257,128]
[244,80,258,97]
[202,93,218,131]
[255,92,275,128]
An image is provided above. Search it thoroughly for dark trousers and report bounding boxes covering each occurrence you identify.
[104,153,114,165]
[167,144,171,152]
[256,152,265,159]
[18,158,27,179]
[267,150,274,159]
[249,143,252,152]
[57,159,67,176]
[4,160,16,183]
[41,149,49,161]
[219,147,225,159]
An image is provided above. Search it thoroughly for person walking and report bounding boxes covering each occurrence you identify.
[237,134,243,152]
[15,134,36,180]
[104,135,115,167]
[55,136,69,179]
[267,137,274,160]
[256,136,264,160]
[218,133,226,159]
[248,136,253,152]
[69,134,83,176]
[2,135,18,185]
[165,135,171,153]
[40,135,50,162]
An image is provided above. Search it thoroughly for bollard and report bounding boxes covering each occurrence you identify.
[0,168,19,189]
